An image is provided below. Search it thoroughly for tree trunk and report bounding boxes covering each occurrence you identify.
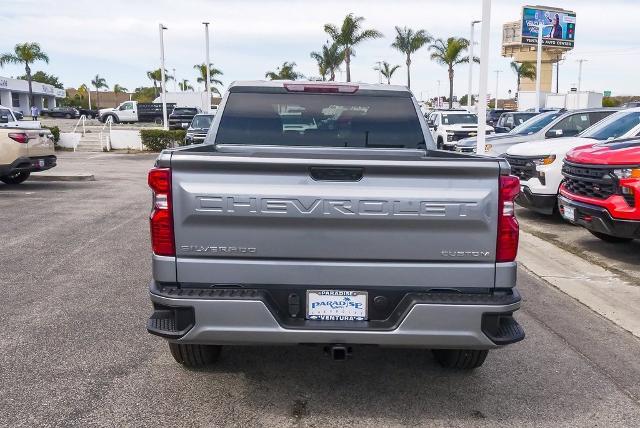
[448,66,454,109]
[345,47,351,82]
[330,70,335,81]
[517,75,520,92]
[96,88,100,109]
[25,63,33,109]
[406,55,411,89]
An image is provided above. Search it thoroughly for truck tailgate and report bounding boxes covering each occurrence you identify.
[170,152,501,289]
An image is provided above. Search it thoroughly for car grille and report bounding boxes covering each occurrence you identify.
[192,133,207,142]
[561,162,616,200]
[449,131,478,141]
[505,156,536,181]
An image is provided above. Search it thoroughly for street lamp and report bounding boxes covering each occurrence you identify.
[375,61,382,84]
[436,80,441,108]
[476,0,491,155]
[494,70,502,109]
[158,23,168,130]
[203,22,212,114]
[467,20,481,111]
[172,67,176,92]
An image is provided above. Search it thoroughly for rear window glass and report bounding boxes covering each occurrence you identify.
[191,115,213,129]
[214,92,425,148]
[173,108,198,114]
[441,113,478,125]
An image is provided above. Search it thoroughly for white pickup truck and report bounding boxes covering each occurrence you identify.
[98,101,176,124]
[505,108,640,214]
[427,110,494,150]
[0,104,41,129]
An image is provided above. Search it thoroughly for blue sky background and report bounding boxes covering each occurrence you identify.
[0,0,638,99]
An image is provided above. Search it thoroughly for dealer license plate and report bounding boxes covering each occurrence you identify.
[306,290,368,321]
[562,205,575,221]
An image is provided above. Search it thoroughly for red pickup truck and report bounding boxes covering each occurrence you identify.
[558,138,640,242]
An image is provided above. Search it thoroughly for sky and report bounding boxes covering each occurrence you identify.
[1,0,639,99]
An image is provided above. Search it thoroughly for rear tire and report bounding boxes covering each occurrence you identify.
[437,137,444,150]
[0,171,30,185]
[588,230,633,243]
[432,349,488,369]
[65,113,71,119]
[168,343,221,368]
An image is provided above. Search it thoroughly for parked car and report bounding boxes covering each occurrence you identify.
[98,101,176,124]
[169,107,202,130]
[0,107,56,185]
[456,108,619,155]
[40,106,80,119]
[146,80,524,370]
[486,109,514,126]
[13,110,23,120]
[494,112,541,133]
[76,107,99,119]
[622,101,640,109]
[184,113,214,144]
[506,108,640,214]
[428,110,494,150]
[558,137,640,242]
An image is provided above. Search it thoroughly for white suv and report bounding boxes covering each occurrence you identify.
[427,110,493,150]
[505,108,640,214]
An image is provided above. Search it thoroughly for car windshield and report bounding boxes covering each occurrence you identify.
[441,113,478,125]
[513,113,538,125]
[214,92,425,148]
[512,111,561,135]
[173,108,198,115]
[191,115,213,129]
[581,111,640,141]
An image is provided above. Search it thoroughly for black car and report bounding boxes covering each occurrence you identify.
[486,109,514,126]
[169,107,202,130]
[184,114,215,145]
[494,111,541,133]
[41,106,80,119]
[76,107,99,119]
[13,110,23,120]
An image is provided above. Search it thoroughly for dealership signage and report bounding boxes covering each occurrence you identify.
[0,75,65,98]
[521,6,576,48]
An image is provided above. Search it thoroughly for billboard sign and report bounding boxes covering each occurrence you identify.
[521,6,576,48]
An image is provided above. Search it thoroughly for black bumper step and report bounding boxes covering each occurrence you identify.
[482,313,525,345]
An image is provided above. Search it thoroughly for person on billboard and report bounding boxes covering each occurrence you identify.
[547,13,563,39]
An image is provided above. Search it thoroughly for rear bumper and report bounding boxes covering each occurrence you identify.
[558,195,640,239]
[516,186,557,215]
[0,155,56,176]
[148,282,524,349]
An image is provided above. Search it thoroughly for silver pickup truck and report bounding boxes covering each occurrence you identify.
[146,81,524,370]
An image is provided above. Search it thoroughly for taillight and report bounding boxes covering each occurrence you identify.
[8,132,29,144]
[496,175,520,262]
[148,167,174,256]
[283,83,359,93]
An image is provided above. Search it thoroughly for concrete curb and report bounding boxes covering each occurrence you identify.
[518,230,640,338]
[30,174,95,182]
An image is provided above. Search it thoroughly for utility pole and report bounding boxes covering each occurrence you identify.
[376,61,382,84]
[556,53,561,93]
[203,22,212,114]
[576,59,587,92]
[172,67,176,92]
[436,80,441,108]
[493,70,502,109]
[476,0,492,155]
[467,20,481,110]
[158,23,168,130]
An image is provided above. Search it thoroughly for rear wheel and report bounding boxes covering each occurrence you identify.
[64,113,71,119]
[432,349,488,370]
[437,137,444,150]
[0,171,30,185]
[588,230,633,243]
[168,343,221,368]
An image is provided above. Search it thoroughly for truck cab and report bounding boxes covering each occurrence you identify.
[429,110,494,150]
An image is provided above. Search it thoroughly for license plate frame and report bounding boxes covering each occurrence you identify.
[306,290,368,321]
[562,205,576,221]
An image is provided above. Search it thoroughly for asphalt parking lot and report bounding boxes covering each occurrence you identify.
[2,152,640,427]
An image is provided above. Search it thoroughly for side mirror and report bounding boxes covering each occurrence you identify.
[433,125,438,131]
[546,129,563,138]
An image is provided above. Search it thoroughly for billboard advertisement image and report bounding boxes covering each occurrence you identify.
[521,6,576,48]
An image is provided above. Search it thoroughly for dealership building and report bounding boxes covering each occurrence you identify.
[0,75,66,114]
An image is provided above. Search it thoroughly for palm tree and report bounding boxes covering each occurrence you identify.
[178,79,194,91]
[265,62,304,80]
[324,13,383,82]
[310,43,344,81]
[146,69,173,97]
[0,42,49,108]
[194,63,223,94]
[113,84,128,94]
[91,74,108,108]
[510,61,536,91]
[391,26,431,89]
[374,62,401,84]
[429,37,478,109]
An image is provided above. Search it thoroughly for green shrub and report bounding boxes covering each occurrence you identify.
[602,97,622,107]
[140,129,187,151]
[43,125,60,142]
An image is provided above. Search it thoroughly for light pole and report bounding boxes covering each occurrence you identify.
[493,70,502,109]
[436,80,441,108]
[158,23,168,130]
[467,20,481,111]
[576,59,587,92]
[531,22,553,112]
[376,61,382,84]
[203,22,212,114]
[87,86,92,110]
[172,68,176,92]
[476,0,491,155]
